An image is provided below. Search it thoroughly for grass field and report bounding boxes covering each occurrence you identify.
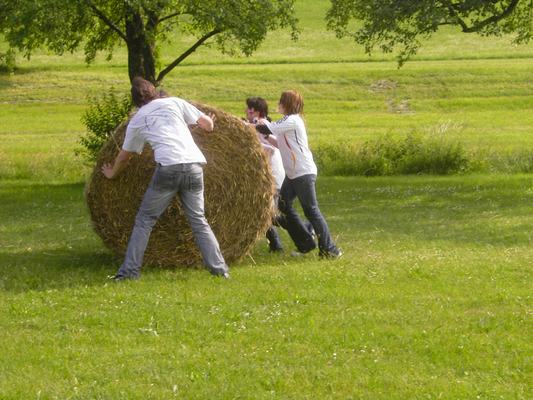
[0,0,532,398]
[1,175,532,399]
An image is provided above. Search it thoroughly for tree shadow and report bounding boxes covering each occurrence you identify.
[0,248,118,293]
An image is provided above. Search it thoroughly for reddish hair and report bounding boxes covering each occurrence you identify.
[279,90,304,115]
[131,77,158,107]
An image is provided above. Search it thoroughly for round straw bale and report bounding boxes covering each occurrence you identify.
[85,102,274,267]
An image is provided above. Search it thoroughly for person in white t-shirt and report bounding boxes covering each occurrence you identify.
[101,77,229,280]
[256,90,342,258]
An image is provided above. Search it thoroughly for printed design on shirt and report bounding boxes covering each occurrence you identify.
[283,134,297,171]
[293,129,304,154]
[275,116,289,125]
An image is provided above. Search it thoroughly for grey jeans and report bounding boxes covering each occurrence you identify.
[116,163,228,278]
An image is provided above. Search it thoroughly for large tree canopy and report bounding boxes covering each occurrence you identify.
[0,0,298,83]
[326,0,532,65]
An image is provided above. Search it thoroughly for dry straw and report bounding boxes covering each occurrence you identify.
[85,102,274,267]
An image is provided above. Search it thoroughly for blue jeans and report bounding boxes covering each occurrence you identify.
[279,174,338,255]
[116,163,228,278]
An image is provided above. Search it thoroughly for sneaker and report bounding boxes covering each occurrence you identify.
[108,274,138,282]
[319,249,343,259]
[222,272,230,279]
[269,246,284,253]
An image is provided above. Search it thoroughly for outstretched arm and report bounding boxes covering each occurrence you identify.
[101,150,134,179]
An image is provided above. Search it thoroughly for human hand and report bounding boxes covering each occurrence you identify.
[101,163,114,179]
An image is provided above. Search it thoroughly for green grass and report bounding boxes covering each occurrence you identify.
[0,175,531,399]
[0,0,532,397]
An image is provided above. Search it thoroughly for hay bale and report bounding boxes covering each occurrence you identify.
[85,102,274,267]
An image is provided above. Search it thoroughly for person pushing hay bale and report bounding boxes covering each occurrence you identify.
[86,97,274,272]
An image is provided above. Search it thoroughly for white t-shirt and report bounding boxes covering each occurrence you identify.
[265,114,317,179]
[258,134,285,190]
[122,97,206,166]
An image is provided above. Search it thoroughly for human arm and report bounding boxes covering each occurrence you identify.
[256,121,279,148]
[101,150,135,179]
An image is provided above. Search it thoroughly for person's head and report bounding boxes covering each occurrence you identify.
[131,77,158,107]
[278,90,304,115]
[245,97,269,122]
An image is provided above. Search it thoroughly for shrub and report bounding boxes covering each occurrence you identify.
[77,90,132,163]
[314,132,469,176]
[0,48,16,73]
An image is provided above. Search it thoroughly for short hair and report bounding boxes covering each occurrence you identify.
[131,77,158,107]
[279,90,304,115]
[246,97,269,118]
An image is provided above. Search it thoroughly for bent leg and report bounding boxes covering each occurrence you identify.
[279,177,316,253]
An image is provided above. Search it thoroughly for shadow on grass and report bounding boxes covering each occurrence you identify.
[0,248,118,293]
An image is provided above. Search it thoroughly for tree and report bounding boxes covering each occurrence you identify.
[0,0,298,83]
[326,0,532,65]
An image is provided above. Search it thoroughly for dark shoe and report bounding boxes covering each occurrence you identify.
[108,274,137,282]
[269,246,284,253]
[319,249,343,259]
[211,269,230,279]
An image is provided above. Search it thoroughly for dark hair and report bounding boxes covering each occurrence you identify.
[131,77,158,107]
[279,90,304,115]
[246,97,269,118]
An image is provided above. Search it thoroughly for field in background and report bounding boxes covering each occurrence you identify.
[0,1,532,181]
[0,0,532,398]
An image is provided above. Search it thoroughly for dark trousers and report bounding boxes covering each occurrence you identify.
[279,174,338,255]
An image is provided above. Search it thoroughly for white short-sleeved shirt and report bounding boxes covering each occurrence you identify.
[258,134,285,190]
[122,97,206,166]
[264,114,317,179]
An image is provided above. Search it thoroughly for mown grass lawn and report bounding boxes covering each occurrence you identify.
[0,175,531,399]
[1,0,532,398]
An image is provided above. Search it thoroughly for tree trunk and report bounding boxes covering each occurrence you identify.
[124,7,156,83]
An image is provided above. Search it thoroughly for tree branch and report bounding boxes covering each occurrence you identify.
[158,12,183,24]
[444,0,521,33]
[85,0,127,42]
[156,28,222,83]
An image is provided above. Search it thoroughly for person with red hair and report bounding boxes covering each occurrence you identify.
[256,90,342,259]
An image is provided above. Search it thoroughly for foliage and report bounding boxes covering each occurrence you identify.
[0,48,16,73]
[78,90,132,163]
[0,0,298,82]
[314,132,469,176]
[326,0,533,65]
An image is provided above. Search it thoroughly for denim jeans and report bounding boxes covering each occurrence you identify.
[279,174,338,255]
[116,163,228,278]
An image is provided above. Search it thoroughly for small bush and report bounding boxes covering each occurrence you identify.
[314,132,469,176]
[0,48,16,73]
[77,90,132,163]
